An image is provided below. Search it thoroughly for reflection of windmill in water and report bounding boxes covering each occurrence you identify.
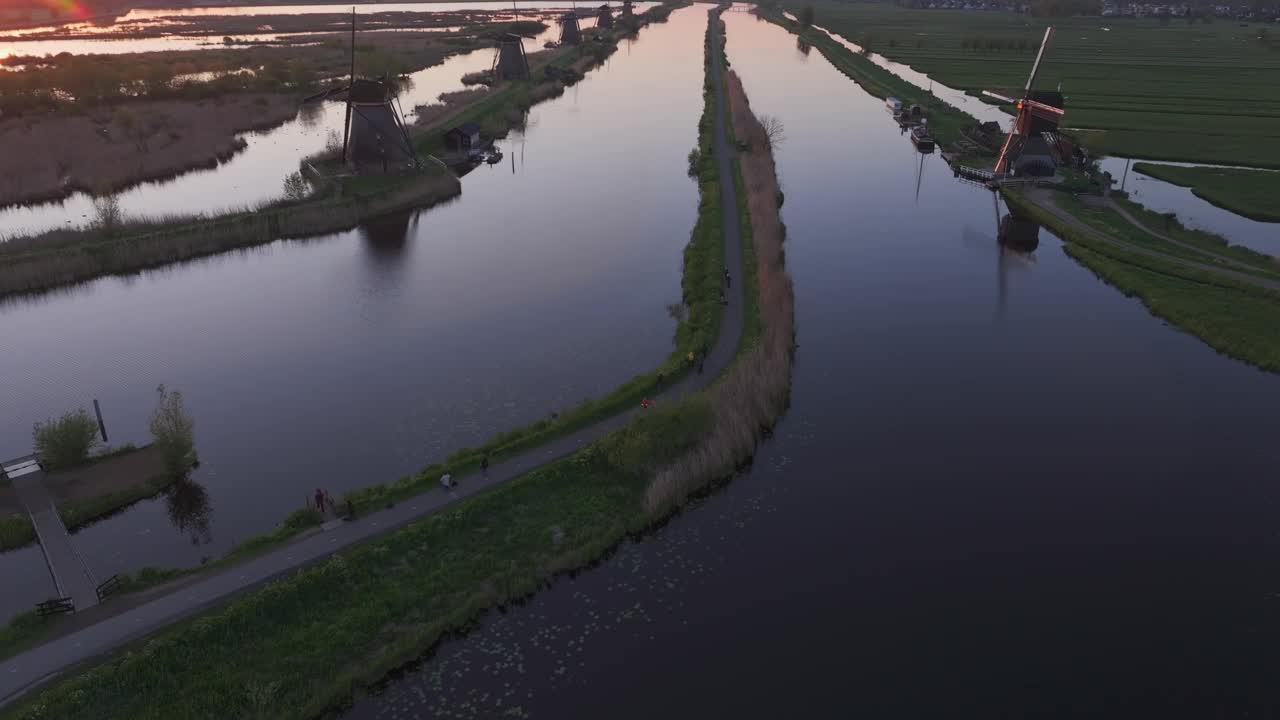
[965,191,1039,316]
[912,150,931,205]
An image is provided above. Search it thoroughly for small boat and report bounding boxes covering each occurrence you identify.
[885,97,903,114]
[910,124,935,153]
[485,149,504,165]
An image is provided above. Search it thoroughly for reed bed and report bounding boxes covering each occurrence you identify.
[645,21,796,515]
[0,172,460,301]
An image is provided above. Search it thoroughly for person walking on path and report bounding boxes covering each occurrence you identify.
[314,488,325,514]
[480,455,490,476]
[724,267,731,288]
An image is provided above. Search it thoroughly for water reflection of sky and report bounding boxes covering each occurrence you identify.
[0,4,704,623]
[347,12,1280,718]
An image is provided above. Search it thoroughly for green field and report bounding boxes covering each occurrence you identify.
[781,1,1280,167]
[1133,162,1280,221]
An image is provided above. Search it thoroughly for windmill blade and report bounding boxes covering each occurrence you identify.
[1024,26,1054,94]
[1022,98,1064,116]
[982,90,1018,105]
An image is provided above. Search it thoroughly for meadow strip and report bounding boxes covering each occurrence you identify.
[1003,187,1280,373]
[1132,163,1280,223]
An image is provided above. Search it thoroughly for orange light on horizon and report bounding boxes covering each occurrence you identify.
[43,0,91,20]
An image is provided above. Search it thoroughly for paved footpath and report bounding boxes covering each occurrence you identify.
[0,8,744,710]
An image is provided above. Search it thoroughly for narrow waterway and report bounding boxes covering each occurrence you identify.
[0,8,702,621]
[347,11,1280,719]
[798,16,1280,254]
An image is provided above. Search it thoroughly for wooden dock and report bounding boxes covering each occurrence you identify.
[2,456,99,611]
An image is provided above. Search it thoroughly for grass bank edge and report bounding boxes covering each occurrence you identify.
[1003,187,1280,374]
[1131,162,1280,224]
[0,8,792,718]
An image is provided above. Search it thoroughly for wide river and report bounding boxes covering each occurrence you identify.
[347,9,1280,718]
[0,7,697,619]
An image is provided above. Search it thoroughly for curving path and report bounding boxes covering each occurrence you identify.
[1024,187,1280,291]
[0,8,744,711]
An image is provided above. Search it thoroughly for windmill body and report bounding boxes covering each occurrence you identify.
[982,27,1066,178]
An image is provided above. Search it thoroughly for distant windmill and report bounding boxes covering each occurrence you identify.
[981,27,1066,178]
[337,8,418,173]
[559,9,582,45]
[493,33,530,80]
[597,2,614,29]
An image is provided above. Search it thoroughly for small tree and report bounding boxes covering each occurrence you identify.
[150,385,196,477]
[33,409,100,470]
[91,190,123,236]
[759,114,785,149]
[282,171,311,202]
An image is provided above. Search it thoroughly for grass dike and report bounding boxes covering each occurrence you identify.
[1002,187,1280,374]
[1132,163,1280,224]
[0,7,797,718]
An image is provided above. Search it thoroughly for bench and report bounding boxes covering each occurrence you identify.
[36,597,74,618]
[96,574,122,601]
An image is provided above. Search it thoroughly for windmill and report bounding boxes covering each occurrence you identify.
[493,33,530,80]
[981,27,1066,178]
[597,2,614,29]
[336,8,418,173]
[559,9,582,45]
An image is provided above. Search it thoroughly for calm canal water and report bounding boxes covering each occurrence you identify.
[347,10,1280,719]
[0,9,701,620]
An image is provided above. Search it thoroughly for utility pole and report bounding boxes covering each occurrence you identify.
[342,7,356,165]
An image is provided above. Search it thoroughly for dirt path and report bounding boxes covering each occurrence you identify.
[0,7,749,709]
[1024,187,1280,292]
[1104,195,1280,269]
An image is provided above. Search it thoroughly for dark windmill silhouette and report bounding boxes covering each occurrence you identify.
[981,27,1066,178]
[338,9,418,173]
[622,0,634,19]
[493,33,531,80]
[597,2,614,29]
[559,6,583,45]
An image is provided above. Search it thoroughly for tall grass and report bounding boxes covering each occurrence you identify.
[0,171,461,301]
[0,515,36,553]
[645,23,796,515]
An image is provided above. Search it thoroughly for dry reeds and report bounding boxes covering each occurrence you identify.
[0,172,459,301]
[644,65,796,517]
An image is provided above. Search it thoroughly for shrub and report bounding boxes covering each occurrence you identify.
[150,385,196,478]
[33,409,100,470]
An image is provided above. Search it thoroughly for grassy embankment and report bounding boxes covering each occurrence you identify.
[0,475,35,552]
[0,445,177,552]
[1133,163,1280,223]
[778,1,1280,169]
[0,8,796,718]
[1003,187,1280,373]
[759,8,980,152]
[1052,193,1280,280]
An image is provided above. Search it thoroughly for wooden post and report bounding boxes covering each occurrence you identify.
[342,7,356,165]
[92,398,108,443]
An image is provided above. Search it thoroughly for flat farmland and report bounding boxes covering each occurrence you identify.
[784,1,1280,167]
